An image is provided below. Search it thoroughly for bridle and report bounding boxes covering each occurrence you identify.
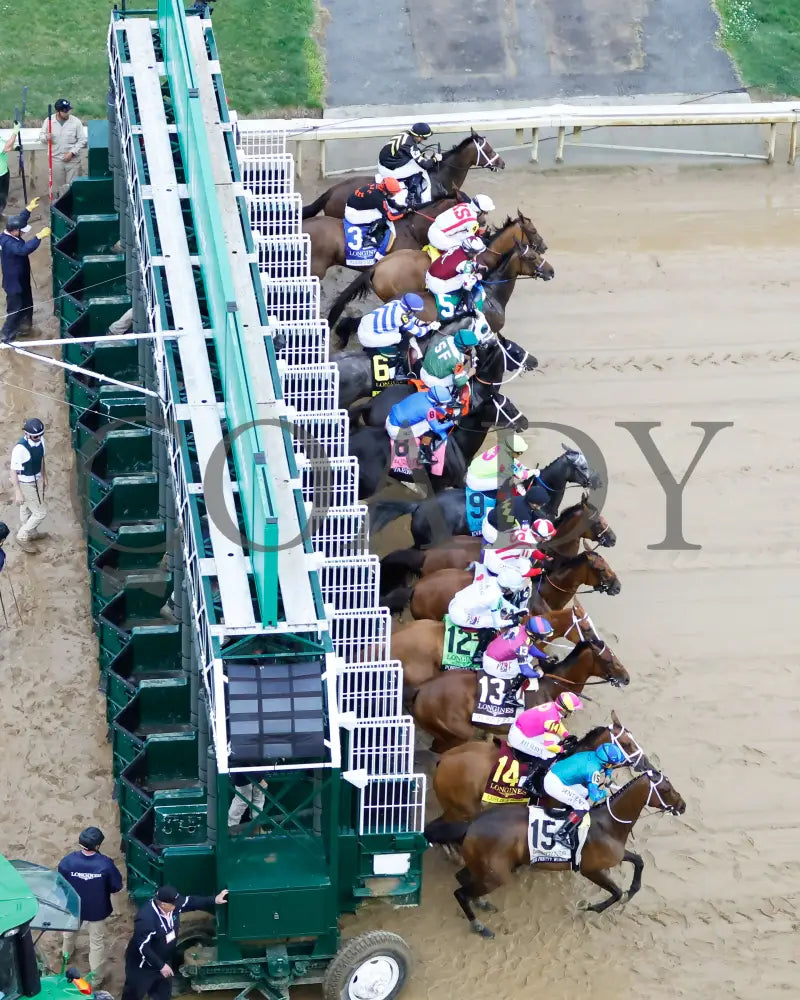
[473,134,502,170]
[474,337,532,388]
[608,725,647,770]
[605,772,677,824]
[541,639,625,689]
[540,557,617,596]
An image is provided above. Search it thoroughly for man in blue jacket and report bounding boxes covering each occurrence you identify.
[0,200,50,344]
[122,884,229,1000]
[58,827,124,986]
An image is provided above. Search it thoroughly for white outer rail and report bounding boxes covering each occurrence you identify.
[233,101,800,174]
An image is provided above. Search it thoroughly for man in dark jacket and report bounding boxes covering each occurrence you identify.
[0,200,50,344]
[58,827,124,986]
[122,884,228,1000]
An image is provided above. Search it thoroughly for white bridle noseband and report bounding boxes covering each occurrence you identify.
[474,135,501,169]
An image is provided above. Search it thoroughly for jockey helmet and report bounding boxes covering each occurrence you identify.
[461,235,486,254]
[410,122,432,139]
[555,692,583,715]
[472,194,495,213]
[401,293,425,313]
[525,615,554,640]
[23,417,45,436]
[381,177,403,195]
[496,566,525,593]
[426,385,453,407]
[532,518,556,541]
[453,328,480,351]
[510,434,528,455]
[596,742,626,766]
[0,523,8,544]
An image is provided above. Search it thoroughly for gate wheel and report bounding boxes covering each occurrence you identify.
[322,931,412,1000]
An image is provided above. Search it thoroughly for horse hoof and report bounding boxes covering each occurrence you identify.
[474,899,498,913]
[471,920,495,939]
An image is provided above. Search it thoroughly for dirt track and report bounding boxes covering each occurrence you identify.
[1,161,797,998]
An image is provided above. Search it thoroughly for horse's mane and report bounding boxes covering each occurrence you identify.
[554,498,594,525]
[599,770,655,809]
[547,550,592,570]
[547,639,594,669]
[558,725,608,761]
[444,135,479,156]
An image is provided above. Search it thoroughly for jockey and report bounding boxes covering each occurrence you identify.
[376,123,441,206]
[357,293,440,378]
[545,742,627,848]
[481,517,556,580]
[419,327,480,392]
[466,436,536,500]
[385,384,456,468]
[426,194,496,253]
[483,615,558,708]
[344,178,408,260]
[508,693,585,790]
[447,565,529,665]
[425,236,487,320]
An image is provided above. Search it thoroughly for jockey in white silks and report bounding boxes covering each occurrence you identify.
[447,566,529,666]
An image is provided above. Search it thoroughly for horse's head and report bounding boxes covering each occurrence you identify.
[608,710,652,771]
[469,128,505,171]
[587,635,630,687]
[562,444,603,490]
[514,239,555,281]
[515,209,548,254]
[584,550,621,595]
[580,493,616,547]
[487,392,528,431]
[474,335,538,386]
[643,770,686,816]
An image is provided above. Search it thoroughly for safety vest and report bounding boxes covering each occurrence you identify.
[17,438,44,477]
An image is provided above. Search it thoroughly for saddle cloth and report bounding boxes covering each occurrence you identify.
[465,485,497,535]
[441,615,480,669]
[482,740,530,805]
[370,353,400,396]
[389,436,446,480]
[527,804,590,870]
[471,669,525,727]
[343,221,391,266]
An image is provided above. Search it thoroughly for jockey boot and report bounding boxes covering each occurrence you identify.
[367,220,388,248]
[502,673,525,709]
[405,174,425,207]
[519,758,548,797]
[553,810,585,849]
[471,627,496,666]
[416,440,434,467]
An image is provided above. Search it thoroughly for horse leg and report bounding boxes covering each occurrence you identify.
[578,868,625,913]
[454,868,496,938]
[624,849,645,899]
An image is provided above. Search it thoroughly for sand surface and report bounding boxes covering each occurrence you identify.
[2,162,797,998]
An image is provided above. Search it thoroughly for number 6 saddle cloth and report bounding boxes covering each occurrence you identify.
[527,804,590,871]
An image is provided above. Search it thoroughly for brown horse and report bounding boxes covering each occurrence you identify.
[428,712,651,830]
[327,213,553,330]
[410,637,630,753]
[380,496,617,609]
[452,770,686,936]
[304,197,461,279]
[301,131,506,220]
[392,600,597,696]
[387,547,620,622]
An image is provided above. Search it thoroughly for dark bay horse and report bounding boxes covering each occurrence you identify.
[427,713,651,833]
[379,496,616,604]
[452,770,686,936]
[392,600,597,696]
[369,446,603,547]
[410,638,630,753]
[301,131,506,220]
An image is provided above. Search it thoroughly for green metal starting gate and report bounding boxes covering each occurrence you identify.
[49,1,427,997]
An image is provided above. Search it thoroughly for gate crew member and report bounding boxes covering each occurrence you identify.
[122,884,229,1000]
[0,201,49,344]
[38,99,87,197]
[10,417,48,553]
[58,827,123,987]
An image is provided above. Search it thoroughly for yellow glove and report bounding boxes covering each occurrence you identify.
[36,227,51,240]
[26,196,40,212]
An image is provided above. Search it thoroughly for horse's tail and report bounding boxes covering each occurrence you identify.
[382,586,414,614]
[370,499,421,535]
[380,548,426,593]
[424,815,469,846]
[301,188,333,219]
[328,268,374,328]
[336,315,360,351]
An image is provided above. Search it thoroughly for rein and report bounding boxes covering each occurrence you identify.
[605,773,668,825]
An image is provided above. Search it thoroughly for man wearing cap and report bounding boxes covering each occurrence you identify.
[38,99,87,196]
[122,884,229,1000]
[10,417,48,552]
[0,202,50,344]
[58,827,124,987]
[0,123,21,218]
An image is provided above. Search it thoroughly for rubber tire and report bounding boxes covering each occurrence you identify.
[322,931,413,1000]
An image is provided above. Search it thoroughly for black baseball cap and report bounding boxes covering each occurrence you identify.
[55,99,72,112]
[156,885,179,903]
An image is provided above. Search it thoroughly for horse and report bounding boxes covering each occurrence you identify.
[304,196,463,279]
[379,496,616,604]
[369,445,604,548]
[337,326,537,415]
[392,600,597,696]
[301,131,506,220]
[451,770,686,936]
[349,384,528,501]
[328,215,554,331]
[427,712,651,834]
[410,637,630,753]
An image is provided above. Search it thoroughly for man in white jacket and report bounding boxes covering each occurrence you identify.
[38,99,87,197]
